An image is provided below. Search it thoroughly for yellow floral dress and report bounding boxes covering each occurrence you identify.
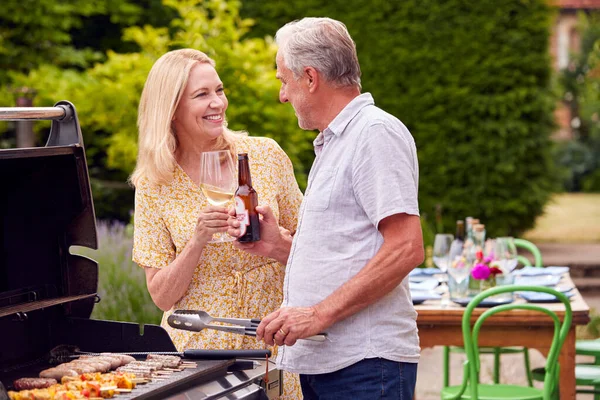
[133,135,303,399]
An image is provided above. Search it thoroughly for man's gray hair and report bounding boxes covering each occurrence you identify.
[275,17,362,89]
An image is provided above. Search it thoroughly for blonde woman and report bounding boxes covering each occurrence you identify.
[130,49,303,399]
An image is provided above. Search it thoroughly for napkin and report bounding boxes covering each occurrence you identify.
[514,275,562,287]
[410,290,442,302]
[409,278,440,291]
[513,266,570,276]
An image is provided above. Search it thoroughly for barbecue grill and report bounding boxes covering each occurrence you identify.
[0,101,281,399]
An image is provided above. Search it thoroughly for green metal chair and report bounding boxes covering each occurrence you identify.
[443,238,542,388]
[513,238,543,268]
[531,338,600,399]
[574,339,600,399]
[441,285,572,400]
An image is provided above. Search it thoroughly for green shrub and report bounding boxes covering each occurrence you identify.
[72,221,162,325]
[242,0,558,237]
[557,13,600,193]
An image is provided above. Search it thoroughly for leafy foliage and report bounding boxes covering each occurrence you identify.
[1,0,314,221]
[0,0,144,83]
[555,13,600,193]
[242,0,558,236]
[73,221,162,325]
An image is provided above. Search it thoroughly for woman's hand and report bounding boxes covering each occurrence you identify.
[193,205,230,245]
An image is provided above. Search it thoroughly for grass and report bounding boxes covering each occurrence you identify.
[522,193,600,243]
[72,221,163,325]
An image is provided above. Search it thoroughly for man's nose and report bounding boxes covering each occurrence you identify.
[279,88,288,103]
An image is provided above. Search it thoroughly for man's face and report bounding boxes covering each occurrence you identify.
[276,51,315,130]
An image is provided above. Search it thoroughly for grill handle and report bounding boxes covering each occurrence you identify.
[0,101,82,147]
[0,106,68,121]
[182,349,272,360]
[76,349,272,360]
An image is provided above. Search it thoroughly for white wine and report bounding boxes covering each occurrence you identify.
[201,184,234,206]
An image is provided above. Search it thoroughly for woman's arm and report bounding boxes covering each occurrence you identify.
[138,205,230,311]
[143,236,205,311]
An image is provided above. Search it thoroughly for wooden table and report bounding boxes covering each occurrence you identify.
[414,274,590,399]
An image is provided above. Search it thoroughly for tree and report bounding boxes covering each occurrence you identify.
[556,13,600,192]
[241,0,558,236]
[1,0,313,221]
[0,0,144,83]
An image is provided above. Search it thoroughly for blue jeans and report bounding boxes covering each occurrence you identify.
[299,358,418,400]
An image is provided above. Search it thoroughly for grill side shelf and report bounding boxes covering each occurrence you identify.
[0,293,96,318]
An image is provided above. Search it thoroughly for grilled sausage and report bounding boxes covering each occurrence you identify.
[114,354,136,365]
[62,362,95,374]
[13,377,57,390]
[39,367,78,381]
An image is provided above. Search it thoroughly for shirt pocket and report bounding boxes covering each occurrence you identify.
[305,167,338,212]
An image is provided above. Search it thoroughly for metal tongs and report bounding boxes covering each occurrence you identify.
[167,310,327,342]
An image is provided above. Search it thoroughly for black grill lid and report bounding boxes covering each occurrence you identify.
[0,101,98,319]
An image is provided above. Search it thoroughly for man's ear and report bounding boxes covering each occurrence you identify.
[304,67,319,93]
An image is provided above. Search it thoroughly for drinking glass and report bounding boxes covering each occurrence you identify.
[447,242,473,299]
[432,233,453,306]
[493,237,518,274]
[433,234,453,272]
[199,150,237,243]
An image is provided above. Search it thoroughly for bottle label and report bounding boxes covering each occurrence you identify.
[235,196,249,236]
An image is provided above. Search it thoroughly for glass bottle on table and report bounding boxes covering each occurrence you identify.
[465,216,474,241]
[235,153,260,242]
[449,220,465,261]
[472,223,486,252]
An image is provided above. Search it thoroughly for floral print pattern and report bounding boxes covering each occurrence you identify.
[133,134,303,398]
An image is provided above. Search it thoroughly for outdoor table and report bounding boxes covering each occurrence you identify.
[414,273,590,399]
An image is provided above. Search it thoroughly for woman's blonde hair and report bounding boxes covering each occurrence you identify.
[130,48,235,187]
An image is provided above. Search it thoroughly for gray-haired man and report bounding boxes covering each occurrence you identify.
[229,17,423,399]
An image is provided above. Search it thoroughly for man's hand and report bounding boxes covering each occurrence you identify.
[227,205,293,264]
[257,306,328,347]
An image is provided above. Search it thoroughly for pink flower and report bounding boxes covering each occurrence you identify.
[471,263,491,280]
[483,256,494,264]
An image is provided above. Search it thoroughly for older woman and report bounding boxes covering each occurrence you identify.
[130,48,303,398]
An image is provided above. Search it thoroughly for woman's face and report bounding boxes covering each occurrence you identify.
[173,62,228,144]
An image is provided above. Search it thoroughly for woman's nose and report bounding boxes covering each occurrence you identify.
[210,96,224,109]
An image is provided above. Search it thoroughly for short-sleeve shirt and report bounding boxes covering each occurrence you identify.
[132,135,304,397]
[278,93,421,374]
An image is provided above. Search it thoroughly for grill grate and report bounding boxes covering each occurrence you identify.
[111,359,232,400]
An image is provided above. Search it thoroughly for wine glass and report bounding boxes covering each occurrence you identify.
[433,233,453,306]
[199,150,237,243]
[433,234,453,273]
[492,237,518,274]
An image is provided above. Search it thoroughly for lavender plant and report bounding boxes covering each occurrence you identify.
[72,221,162,325]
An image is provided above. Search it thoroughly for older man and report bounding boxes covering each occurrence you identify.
[229,17,423,399]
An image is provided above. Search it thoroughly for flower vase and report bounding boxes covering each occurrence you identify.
[467,275,496,296]
[481,275,496,291]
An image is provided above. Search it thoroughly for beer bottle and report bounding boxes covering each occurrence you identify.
[449,220,465,261]
[235,153,260,242]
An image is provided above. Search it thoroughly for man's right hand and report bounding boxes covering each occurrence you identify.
[227,205,293,264]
